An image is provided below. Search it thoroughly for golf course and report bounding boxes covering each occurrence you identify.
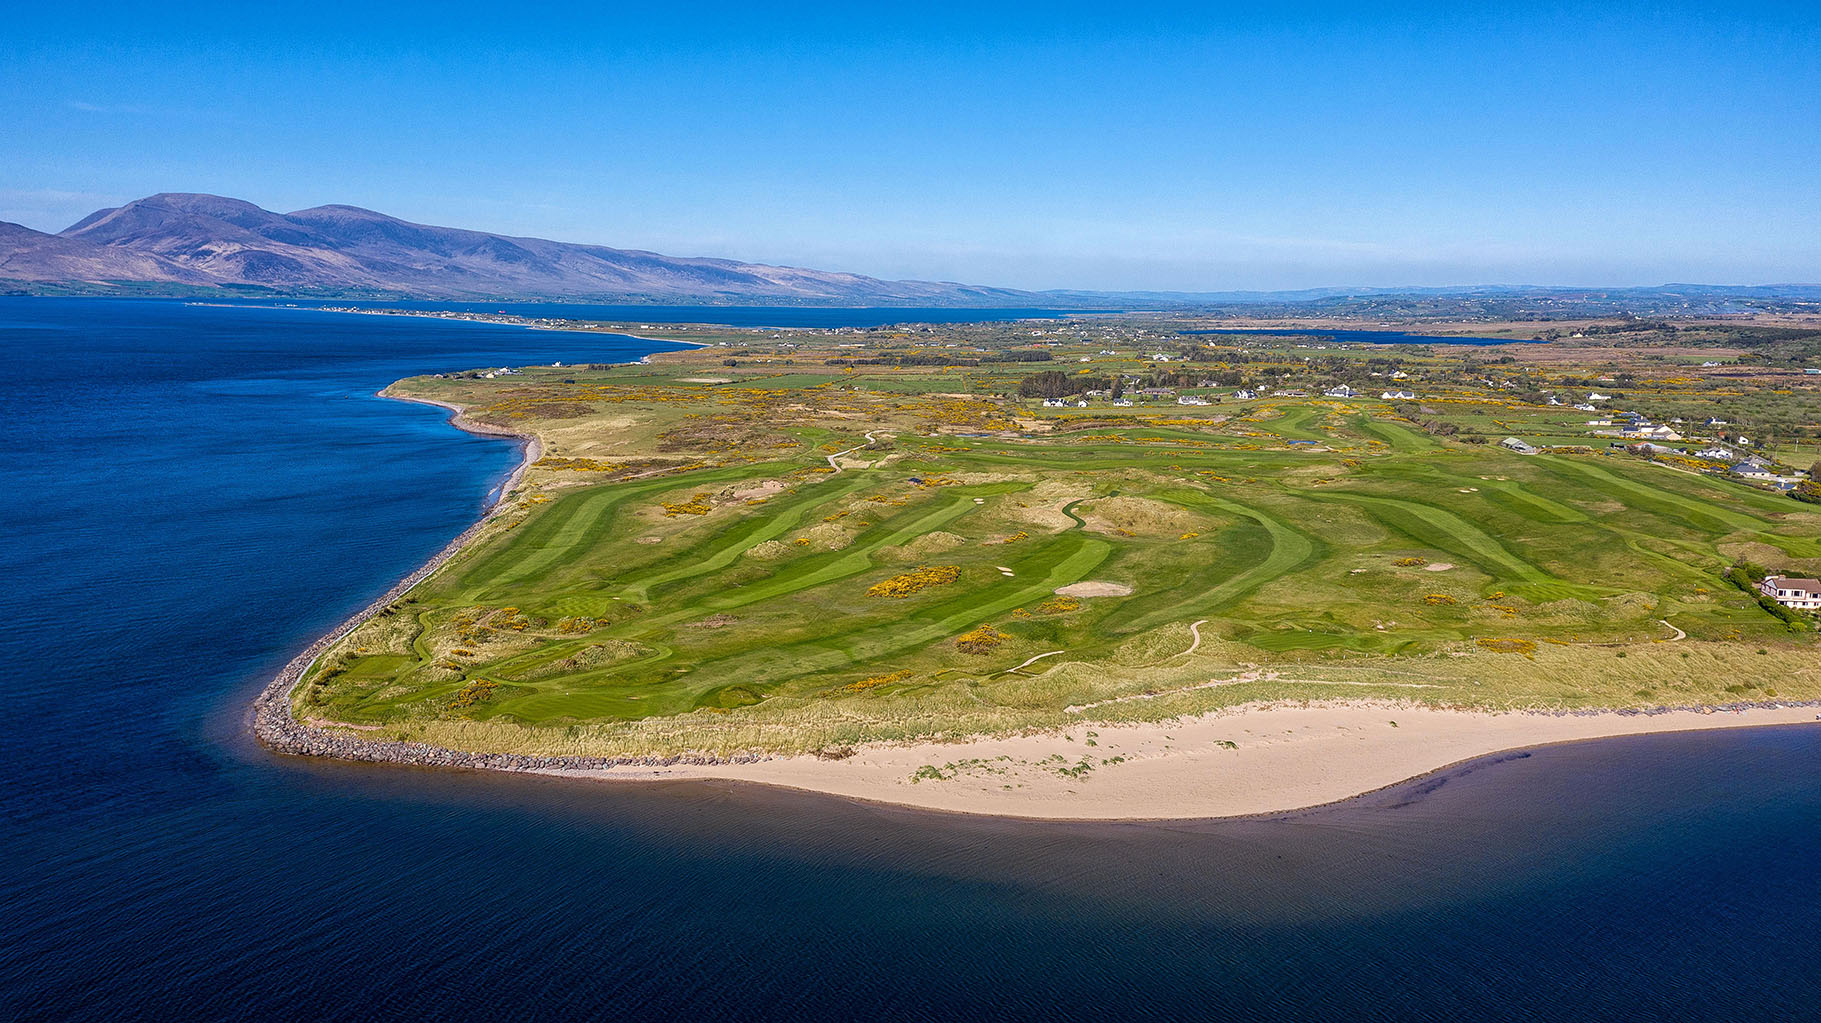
[291,333,1821,760]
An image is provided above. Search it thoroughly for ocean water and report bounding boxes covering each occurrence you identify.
[250,300,1110,329]
[2,297,1819,1021]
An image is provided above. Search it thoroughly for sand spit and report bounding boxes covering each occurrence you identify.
[553,701,1821,821]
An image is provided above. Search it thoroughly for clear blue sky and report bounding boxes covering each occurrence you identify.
[3,2,1817,292]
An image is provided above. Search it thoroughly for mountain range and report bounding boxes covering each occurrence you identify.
[0,193,1040,305]
[5,193,1819,314]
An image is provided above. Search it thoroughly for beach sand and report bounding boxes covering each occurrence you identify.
[548,701,1821,820]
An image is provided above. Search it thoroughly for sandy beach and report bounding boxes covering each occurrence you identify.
[548,701,1821,820]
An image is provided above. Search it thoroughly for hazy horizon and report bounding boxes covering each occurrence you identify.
[5,2,1818,292]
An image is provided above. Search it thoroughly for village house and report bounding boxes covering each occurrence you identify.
[1042,398,1066,408]
[1759,575,1821,611]
[1696,445,1738,461]
[1324,384,1358,398]
[1500,437,1541,455]
[1177,395,1210,406]
[1380,389,1415,400]
[1232,388,1257,400]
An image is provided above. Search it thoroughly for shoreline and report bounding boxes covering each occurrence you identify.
[253,392,1821,823]
[206,302,713,347]
[543,701,1821,821]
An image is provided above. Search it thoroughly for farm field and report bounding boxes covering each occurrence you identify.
[297,337,1821,759]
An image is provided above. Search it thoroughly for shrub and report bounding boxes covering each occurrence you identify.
[1476,637,1537,656]
[954,626,1005,655]
[867,565,962,598]
[838,669,913,695]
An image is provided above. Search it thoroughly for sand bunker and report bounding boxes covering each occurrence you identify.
[677,376,732,384]
[730,479,787,501]
[1424,562,1455,571]
[1054,581,1133,597]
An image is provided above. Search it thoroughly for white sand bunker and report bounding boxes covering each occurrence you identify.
[1055,581,1133,597]
[678,376,732,384]
[1424,562,1455,571]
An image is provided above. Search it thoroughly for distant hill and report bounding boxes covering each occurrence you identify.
[0,193,1046,305]
[5,193,1818,314]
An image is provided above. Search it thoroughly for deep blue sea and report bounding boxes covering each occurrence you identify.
[240,300,1110,329]
[3,297,1819,1022]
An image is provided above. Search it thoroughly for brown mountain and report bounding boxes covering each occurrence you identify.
[2,192,1039,304]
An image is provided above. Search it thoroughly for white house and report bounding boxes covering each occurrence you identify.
[1177,395,1210,406]
[1734,464,1777,481]
[1233,388,1258,400]
[1588,392,1611,401]
[1042,398,1066,407]
[1112,397,1133,407]
[1573,404,1598,412]
[1381,390,1416,400]
[1696,446,1738,461]
[1586,419,1613,427]
[1324,385,1358,398]
[1759,575,1821,611]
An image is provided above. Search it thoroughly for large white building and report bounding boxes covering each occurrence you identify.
[1760,576,1821,611]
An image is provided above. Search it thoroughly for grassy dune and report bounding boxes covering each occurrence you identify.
[296,358,1821,758]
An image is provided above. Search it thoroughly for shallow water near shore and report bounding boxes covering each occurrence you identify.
[3,297,1820,1021]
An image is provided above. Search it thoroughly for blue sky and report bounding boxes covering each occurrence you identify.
[3,2,1817,291]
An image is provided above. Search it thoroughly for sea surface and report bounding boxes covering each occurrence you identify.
[245,299,1111,329]
[1187,327,1538,345]
[3,297,1819,1022]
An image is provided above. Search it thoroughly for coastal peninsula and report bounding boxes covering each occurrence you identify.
[258,314,1821,818]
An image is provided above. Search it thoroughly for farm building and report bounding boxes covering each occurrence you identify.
[1500,437,1540,454]
[1759,576,1821,611]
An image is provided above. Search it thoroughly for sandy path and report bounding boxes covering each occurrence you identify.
[1000,650,1065,675]
[550,702,1821,821]
[825,431,879,472]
